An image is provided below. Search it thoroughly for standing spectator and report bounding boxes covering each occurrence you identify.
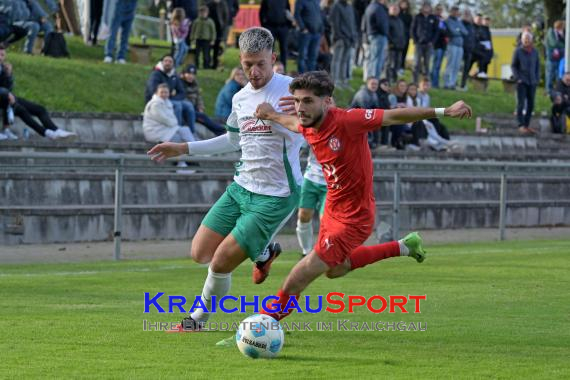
[190,5,216,69]
[545,20,565,96]
[460,9,476,91]
[0,1,26,45]
[170,7,191,68]
[259,0,292,71]
[475,15,493,77]
[443,6,467,89]
[144,55,197,133]
[207,0,229,70]
[171,0,198,24]
[12,0,53,54]
[362,0,389,80]
[223,0,240,44]
[351,77,382,149]
[89,0,104,45]
[411,2,437,83]
[511,32,540,134]
[398,0,412,75]
[352,0,368,67]
[214,66,246,120]
[0,44,76,141]
[387,3,405,84]
[329,0,358,88]
[181,64,226,136]
[295,0,323,73]
[103,0,137,64]
[430,4,447,88]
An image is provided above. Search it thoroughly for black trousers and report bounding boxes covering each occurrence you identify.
[1,96,58,136]
[195,39,211,69]
[212,39,223,69]
[387,48,402,83]
[461,51,473,88]
[268,26,290,70]
[516,83,536,127]
[89,0,104,44]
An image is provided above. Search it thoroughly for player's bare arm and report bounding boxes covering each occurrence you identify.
[147,142,188,163]
[381,101,473,126]
[254,102,300,133]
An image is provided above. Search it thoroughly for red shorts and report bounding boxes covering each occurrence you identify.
[314,216,373,267]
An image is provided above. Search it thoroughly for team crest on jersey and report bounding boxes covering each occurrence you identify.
[328,136,341,152]
[365,109,374,120]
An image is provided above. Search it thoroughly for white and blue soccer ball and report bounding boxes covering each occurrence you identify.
[236,314,284,359]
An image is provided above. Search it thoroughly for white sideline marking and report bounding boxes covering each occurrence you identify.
[0,264,191,277]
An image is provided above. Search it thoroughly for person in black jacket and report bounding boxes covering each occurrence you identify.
[329,0,358,88]
[460,9,476,90]
[411,2,438,83]
[208,0,230,69]
[259,0,292,70]
[511,32,540,134]
[387,4,405,84]
[430,3,446,88]
[0,1,26,45]
[473,14,493,76]
[398,0,412,74]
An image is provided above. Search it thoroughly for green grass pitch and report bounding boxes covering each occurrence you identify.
[1,239,568,379]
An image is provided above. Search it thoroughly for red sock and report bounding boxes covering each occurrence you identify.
[349,241,401,270]
[260,289,300,321]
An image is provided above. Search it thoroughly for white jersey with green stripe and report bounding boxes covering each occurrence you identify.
[304,148,326,186]
[227,73,304,197]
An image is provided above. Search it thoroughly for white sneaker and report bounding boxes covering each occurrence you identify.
[45,129,57,140]
[116,58,127,64]
[103,56,113,63]
[3,128,18,140]
[0,131,8,141]
[54,129,78,141]
[176,161,188,168]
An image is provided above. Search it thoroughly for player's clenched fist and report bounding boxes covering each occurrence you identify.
[147,142,188,163]
[254,102,278,120]
[445,101,473,119]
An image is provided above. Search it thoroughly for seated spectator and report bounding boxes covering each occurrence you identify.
[180,64,225,136]
[273,62,285,74]
[375,78,393,150]
[350,77,381,150]
[170,7,191,68]
[214,66,246,121]
[143,84,195,143]
[405,82,427,148]
[12,0,53,54]
[388,79,410,150]
[417,77,451,140]
[0,44,75,140]
[144,54,196,133]
[550,92,565,134]
[554,71,570,104]
[0,2,26,45]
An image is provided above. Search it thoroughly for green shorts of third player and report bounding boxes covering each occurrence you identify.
[299,178,328,216]
[202,182,300,261]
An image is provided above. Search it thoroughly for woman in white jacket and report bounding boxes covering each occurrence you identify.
[143,84,196,143]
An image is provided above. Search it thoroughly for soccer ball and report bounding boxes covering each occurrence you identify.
[236,314,284,359]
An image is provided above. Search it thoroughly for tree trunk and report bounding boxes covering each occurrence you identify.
[544,0,565,27]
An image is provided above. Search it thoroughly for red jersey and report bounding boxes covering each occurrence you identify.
[298,107,384,224]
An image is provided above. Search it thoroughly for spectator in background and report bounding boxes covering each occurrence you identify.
[475,15,493,77]
[143,83,196,144]
[430,4,447,88]
[207,0,230,70]
[511,32,540,134]
[171,0,198,24]
[443,5,467,90]
[411,2,437,83]
[171,7,191,68]
[295,0,323,73]
[362,0,389,80]
[214,66,246,120]
[375,78,392,150]
[350,77,380,149]
[460,8,475,91]
[398,0,412,75]
[0,44,76,141]
[352,0,368,67]
[181,64,226,136]
[12,0,53,54]
[104,0,137,63]
[550,92,565,134]
[554,71,570,103]
[387,3,405,84]
[417,76,451,140]
[273,62,285,74]
[144,55,197,133]
[88,0,104,45]
[388,79,409,149]
[545,20,565,96]
[223,0,240,44]
[0,1,26,45]
[260,0,292,71]
[329,0,358,89]
[190,5,216,69]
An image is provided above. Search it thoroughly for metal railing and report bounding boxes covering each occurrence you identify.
[2,151,570,260]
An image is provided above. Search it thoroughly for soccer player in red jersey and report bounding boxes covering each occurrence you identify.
[253,71,472,321]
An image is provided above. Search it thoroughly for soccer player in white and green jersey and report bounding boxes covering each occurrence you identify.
[147,27,304,331]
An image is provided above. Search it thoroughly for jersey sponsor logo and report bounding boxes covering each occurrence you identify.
[328,136,341,152]
[240,116,272,134]
[365,109,374,120]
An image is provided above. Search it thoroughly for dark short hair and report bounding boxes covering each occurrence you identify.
[289,71,334,97]
[161,54,174,62]
[366,76,379,82]
[156,83,169,91]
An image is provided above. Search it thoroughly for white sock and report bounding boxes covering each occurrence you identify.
[296,220,313,255]
[256,246,270,263]
[190,266,231,322]
[398,240,409,256]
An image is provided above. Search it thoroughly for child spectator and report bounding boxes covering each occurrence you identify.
[214,67,246,120]
[181,64,225,136]
[171,7,191,68]
[190,5,216,69]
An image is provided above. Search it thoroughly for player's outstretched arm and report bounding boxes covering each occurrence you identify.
[381,101,473,126]
[255,102,300,133]
[147,142,188,163]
